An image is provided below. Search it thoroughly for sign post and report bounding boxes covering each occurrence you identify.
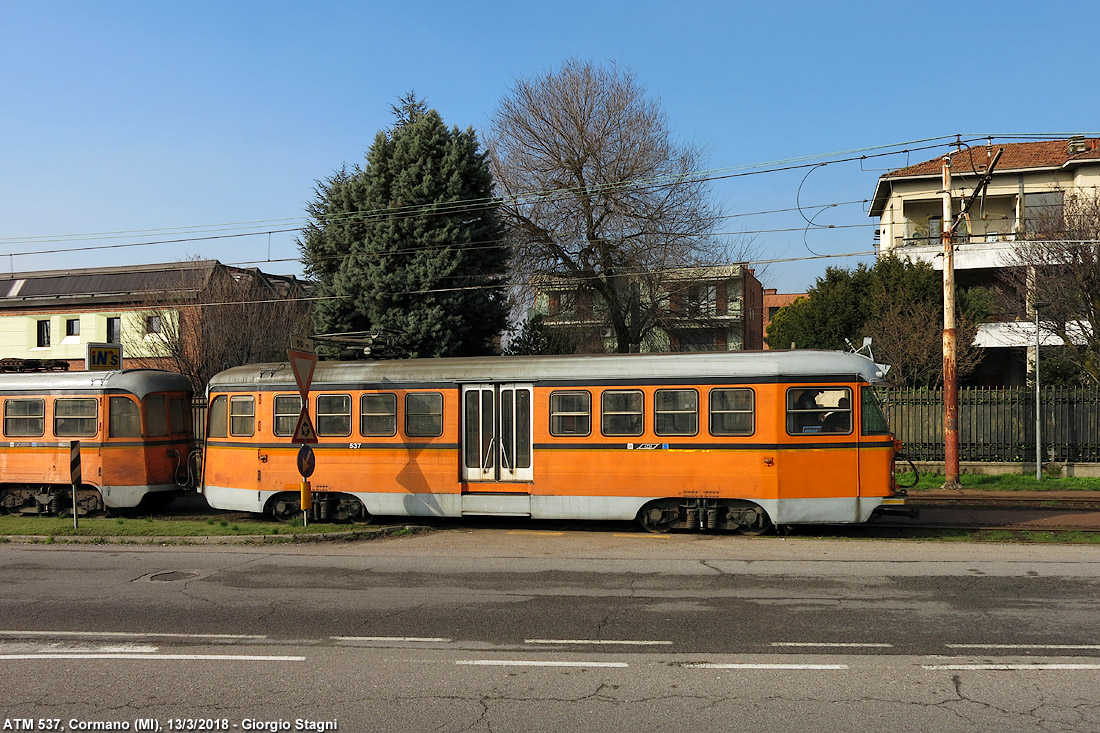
[69,440,81,530]
[288,336,318,526]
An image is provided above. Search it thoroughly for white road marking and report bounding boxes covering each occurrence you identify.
[683,663,849,670]
[771,642,893,648]
[457,660,629,668]
[525,639,672,646]
[924,663,1100,671]
[946,644,1100,650]
[334,636,452,643]
[0,630,267,640]
[507,531,564,536]
[0,653,304,661]
[48,645,160,654]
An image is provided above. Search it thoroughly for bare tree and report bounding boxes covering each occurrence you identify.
[127,262,312,390]
[489,60,738,353]
[1000,192,1100,385]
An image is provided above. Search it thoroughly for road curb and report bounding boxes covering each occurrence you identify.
[0,524,432,545]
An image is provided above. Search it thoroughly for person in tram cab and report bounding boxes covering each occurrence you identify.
[821,397,851,433]
[791,388,825,433]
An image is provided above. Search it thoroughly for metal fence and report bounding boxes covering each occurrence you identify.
[878,387,1100,463]
[192,401,206,445]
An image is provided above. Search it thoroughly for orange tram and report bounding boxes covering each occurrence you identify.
[202,350,907,533]
[0,370,195,515]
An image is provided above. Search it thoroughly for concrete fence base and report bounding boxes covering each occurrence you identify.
[909,461,1100,478]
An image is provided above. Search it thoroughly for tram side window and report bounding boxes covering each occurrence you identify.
[273,395,302,437]
[145,394,168,437]
[109,397,142,438]
[54,398,98,437]
[4,398,44,437]
[406,392,443,438]
[786,387,852,435]
[229,395,255,437]
[207,395,228,439]
[316,394,351,437]
[655,389,698,436]
[549,391,591,437]
[601,390,644,437]
[709,388,754,436]
[361,393,397,437]
[861,387,891,436]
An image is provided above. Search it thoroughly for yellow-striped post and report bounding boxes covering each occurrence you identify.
[69,440,81,530]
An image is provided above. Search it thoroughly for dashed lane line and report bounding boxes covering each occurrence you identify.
[771,642,893,648]
[334,636,452,643]
[525,639,673,646]
[0,653,304,661]
[457,660,629,668]
[924,663,1100,671]
[946,644,1100,650]
[0,630,267,640]
[684,662,849,670]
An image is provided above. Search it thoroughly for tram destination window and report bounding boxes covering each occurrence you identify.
[168,397,189,435]
[601,390,643,437]
[709,388,754,436]
[4,398,45,437]
[786,387,852,435]
[316,394,352,437]
[655,389,698,436]
[207,395,228,438]
[549,391,591,437]
[406,392,443,438]
[273,395,302,437]
[54,398,98,437]
[229,395,256,437]
[109,397,142,438]
[361,393,397,437]
[144,394,169,437]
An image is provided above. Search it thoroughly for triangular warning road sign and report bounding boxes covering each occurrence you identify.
[291,408,318,444]
[287,348,318,399]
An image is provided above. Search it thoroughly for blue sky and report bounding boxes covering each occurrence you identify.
[2,0,1097,292]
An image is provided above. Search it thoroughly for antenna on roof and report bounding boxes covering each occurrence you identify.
[844,337,875,362]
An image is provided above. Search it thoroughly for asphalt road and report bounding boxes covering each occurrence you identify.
[2,531,1100,731]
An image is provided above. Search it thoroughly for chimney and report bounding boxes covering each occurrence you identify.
[1068,135,1088,155]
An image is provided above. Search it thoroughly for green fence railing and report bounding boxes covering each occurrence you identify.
[877,387,1100,463]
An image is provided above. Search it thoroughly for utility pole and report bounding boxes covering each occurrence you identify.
[941,145,1004,489]
[941,155,960,489]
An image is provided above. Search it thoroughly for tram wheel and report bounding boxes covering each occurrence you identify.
[268,495,302,522]
[732,507,773,536]
[638,503,677,534]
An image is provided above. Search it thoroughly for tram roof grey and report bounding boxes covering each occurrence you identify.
[209,350,889,390]
[0,370,193,399]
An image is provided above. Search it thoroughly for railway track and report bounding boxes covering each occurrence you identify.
[907,494,1100,508]
[869,521,1100,533]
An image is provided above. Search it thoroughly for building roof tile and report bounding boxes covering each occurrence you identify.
[885,138,1100,179]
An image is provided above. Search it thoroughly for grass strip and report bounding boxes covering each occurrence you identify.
[900,472,1100,492]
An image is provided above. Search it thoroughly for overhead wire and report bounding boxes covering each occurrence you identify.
[0,135,970,249]
[4,132,1097,292]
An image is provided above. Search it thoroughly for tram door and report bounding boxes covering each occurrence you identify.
[461,384,533,485]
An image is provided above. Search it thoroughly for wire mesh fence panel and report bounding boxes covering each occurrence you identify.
[192,400,206,445]
[876,387,1100,463]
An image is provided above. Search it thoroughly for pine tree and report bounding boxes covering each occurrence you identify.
[301,95,509,358]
